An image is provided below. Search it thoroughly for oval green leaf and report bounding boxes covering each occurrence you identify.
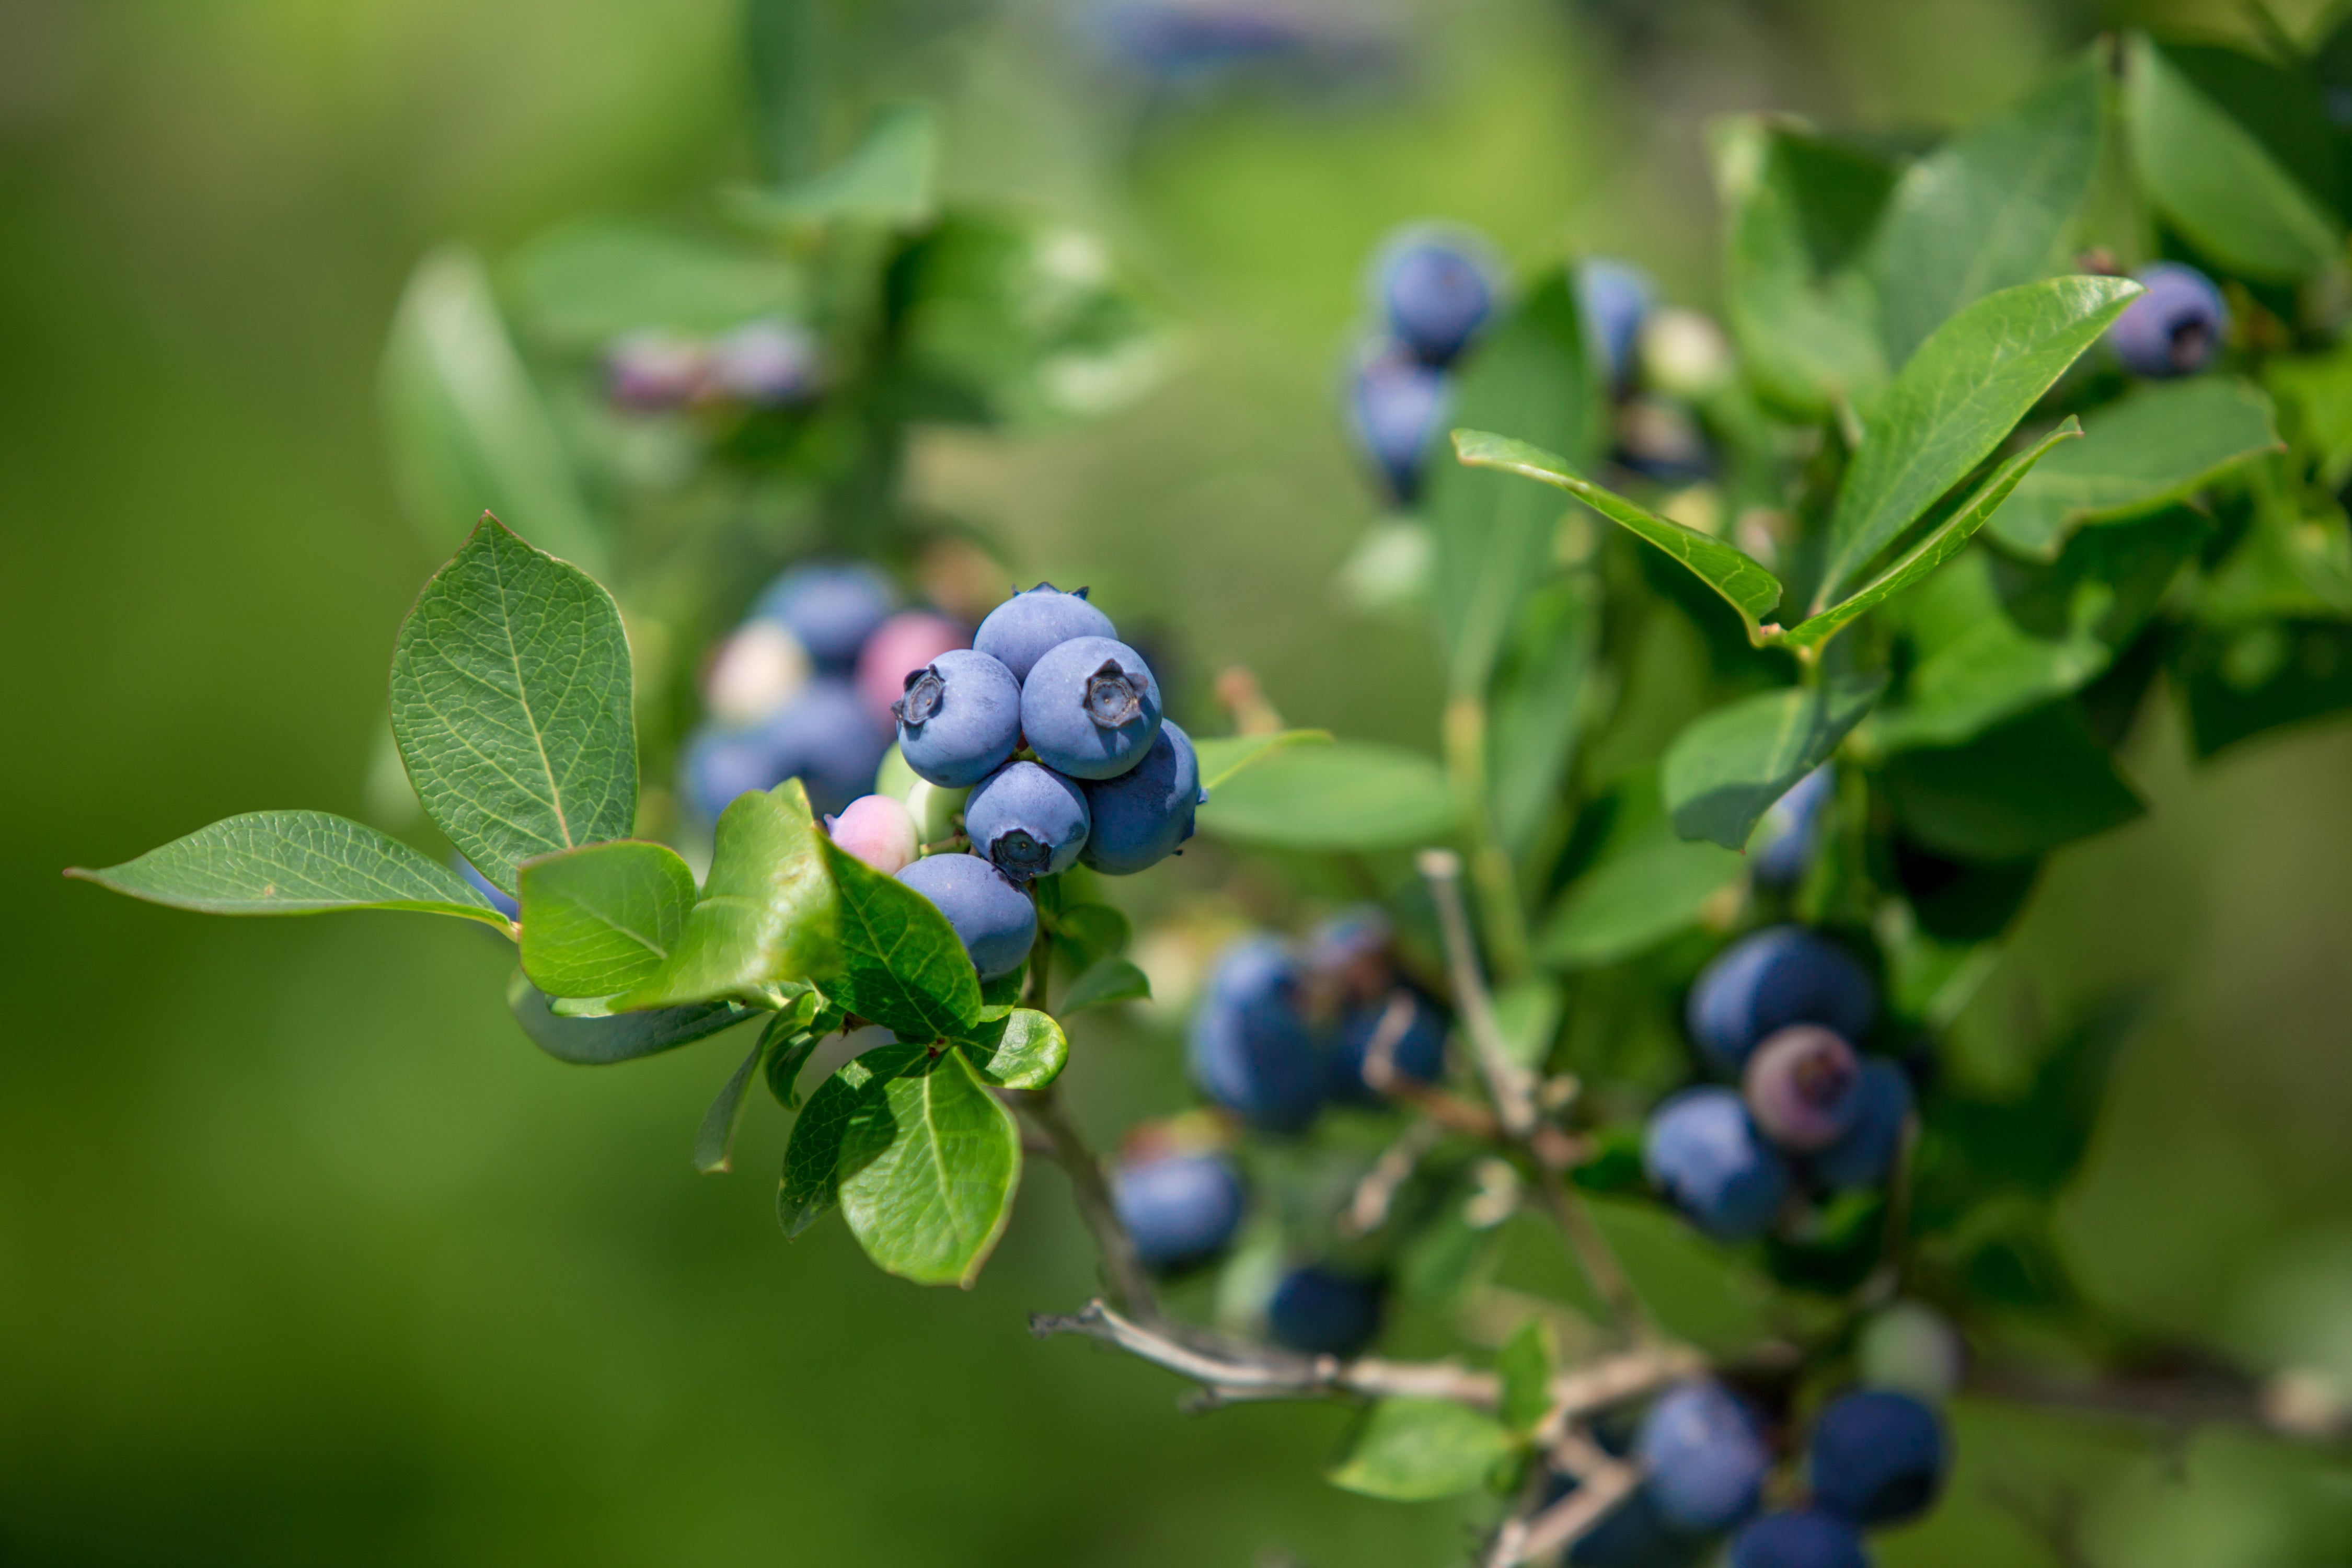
[1663,673,1886,851]
[821,839,986,1040]
[837,1048,1022,1288]
[518,839,698,999]
[1328,1398,1517,1502]
[619,782,841,1010]
[1194,740,1460,852]
[505,970,758,1066]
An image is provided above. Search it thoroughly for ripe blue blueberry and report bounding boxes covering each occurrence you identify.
[682,677,891,821]
[1327,988,1449,1105]
[1808,1389,1946,1526]
[1635,1379,1773,1534]
[1743,1025,1863,1152]
[973,583,1117,684]
[453,855,520,921]
[2107,262,2229,379]
[1019,635,1164,781]
[1349,339,1449,503]
[1265,1264,1385,1356]
[963,760,1091,882]
[1727,1510,1870,1568]
[1753,765,1833,887]
[1305,906,1394,1000]
[1644,1087,1791,1242]
[1686,926,1878,1076]
[1804,1058,1912,1191]
[1088,1,1308,82]
[1079,720,1204,874]
[1375,227,1497,366]
[893,852,1037,980]
[893,648,1024,789]
[1189,937,1328,1132]
[751,561,898,669]
[1579,258,1655,389]
[1112,1151,1247,1273]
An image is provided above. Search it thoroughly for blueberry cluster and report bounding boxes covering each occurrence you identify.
[604,319,822,410]
[1551,1380,1947,1567]
[1189,910,1451,1133]
[854,585,1204,980]
[681,561,961,822]
[1643,927,1907,1244]
[2105,261,2230,379]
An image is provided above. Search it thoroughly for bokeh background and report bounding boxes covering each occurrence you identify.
[8,0,2352,1562]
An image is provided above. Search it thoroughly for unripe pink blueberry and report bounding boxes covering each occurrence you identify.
[856,611,970,723]
[1742,1024,1862,1152]
[825,794,919,876]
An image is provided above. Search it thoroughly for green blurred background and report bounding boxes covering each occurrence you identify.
[8,0,2352,1561]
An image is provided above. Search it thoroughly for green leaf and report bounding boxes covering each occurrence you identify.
[889,210,1175,430]
[618,782,841,1010]
[777,1043,925,1239]
[2170,620,2352,759]
[379,247,604,573]
[1877,702,2143,859]
[1057,957,1151,1016]
[1540,776,1746,969]
[2266,342,2352,490]
[1712,117,1893,419]
[1194,740,1459,852]
[692,1040,767,1175]
[501,217,804,347]
[67,811,509,928]
[958,1007,1068,1089]
[1782,420,2083,653]
[1493,978,1564,1072]
[2126,33,2345,283]
[1984,379,2282,559]
[1190,729,1333,791]
[517,840,697,998]
[837,1047,1022,1287]
[1871,56,2106,366]
[505,971,758,1066]
[1328,1398,1517,1502]
[1453,430,1785,641]
[1045,902,1131,971]
[1491,577,1601,858]
[1496,1319,1558,1434]
[727,101,939,229]
[1424,270,1606,692]
[388,516,636,897]
[1820,276,2139,602]
[821,837,986,1040]
[759,995,830,1109]
[1662,674,1886,850]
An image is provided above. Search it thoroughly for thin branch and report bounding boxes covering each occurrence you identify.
[1341,1116,1445,1238]
[1416,849,1536,1135]
[1531,1161,1656,1345]
[1013,1087,1161,1326]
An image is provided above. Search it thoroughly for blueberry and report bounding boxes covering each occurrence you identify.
[1348,339,1449,503]
[704,620,812,728]
[893,852,1037,979]
[1752,766,1833,889]
[1078,719,1202,874]
[1686,927,1878,1076]
[1375,227,1497,366]
[708,319,820,405]
[855,610,970,725]
[1113,1151,1247,1273]
[751,562,900,670]
[1328,988,1449,1105]
[1803,1058,1912,1190]
[893,648,1024,789]
[682,677,891,821]
[825,794,920,877]
[2107,262,2229,379]
[604,330,707,408]
[1088,1,1309,80]
[1304,905,1394,1003]
[973,583,1118,684]
[1189,937,1328,1132]
[453,855,520,921]
[1265,1264,1385,1357]
[1643,1087,1791,1243]
[1019,635,1163,781]
[964,760,1091,882]
[1728,1510,1870,1568]
[1809,1389,1946,1526]
[1743,1025,1862,1153]
[1579,258,1655,389]
[1635,1379,1773,1534]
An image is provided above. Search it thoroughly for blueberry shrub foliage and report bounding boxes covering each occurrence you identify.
[64,17,2352,1568]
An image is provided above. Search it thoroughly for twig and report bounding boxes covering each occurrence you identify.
[1416,849,1536,1135]
[1014,1087,1161,1326]
[1031,1299,1701,1414]
[1341,1116,1445,1238]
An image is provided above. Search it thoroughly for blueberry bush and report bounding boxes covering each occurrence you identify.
[65,19,2352,1567]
